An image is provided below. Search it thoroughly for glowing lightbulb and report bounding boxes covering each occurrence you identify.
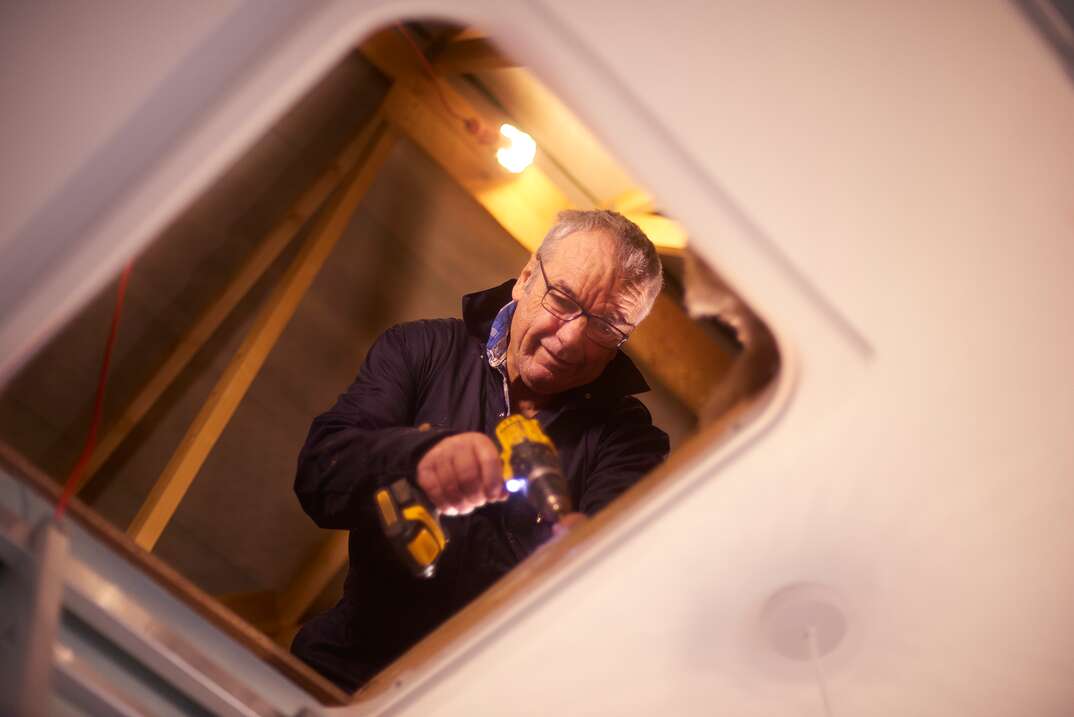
[504,478,527,493]
[496,123,536,173]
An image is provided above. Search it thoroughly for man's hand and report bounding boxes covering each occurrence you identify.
[416,432,507,515]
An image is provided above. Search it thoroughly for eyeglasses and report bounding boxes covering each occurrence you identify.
[535,256,632,349]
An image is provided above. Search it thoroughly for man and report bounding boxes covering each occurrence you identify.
[291,210,670,692]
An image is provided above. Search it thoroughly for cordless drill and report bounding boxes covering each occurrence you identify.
[374,415,571,578]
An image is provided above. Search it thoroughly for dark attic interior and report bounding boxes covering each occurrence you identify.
[0,22,777,703]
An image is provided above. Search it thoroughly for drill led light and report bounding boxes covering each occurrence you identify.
[505,478,526,493]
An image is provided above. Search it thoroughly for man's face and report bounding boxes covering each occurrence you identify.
[507,230,646,395]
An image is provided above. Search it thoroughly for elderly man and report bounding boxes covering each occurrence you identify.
[291,209,670,691]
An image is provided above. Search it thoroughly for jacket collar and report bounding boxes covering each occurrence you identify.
[462,280,651,398]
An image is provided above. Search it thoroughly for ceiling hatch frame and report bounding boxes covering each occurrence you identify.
[0,0,879,711]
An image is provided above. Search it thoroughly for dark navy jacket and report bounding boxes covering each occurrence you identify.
[291,280,669,692]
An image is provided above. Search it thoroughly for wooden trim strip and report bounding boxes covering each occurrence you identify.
[0,441,351,706]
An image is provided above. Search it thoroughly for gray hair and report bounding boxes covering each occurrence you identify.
[535,209,663,320]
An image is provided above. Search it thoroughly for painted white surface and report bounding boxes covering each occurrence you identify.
[2,1,1072,715]
[0,0,347,382]
[0,475,322,714]
[0,1,236,246]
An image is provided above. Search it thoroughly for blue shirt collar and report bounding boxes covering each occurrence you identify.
[485,299,515,372]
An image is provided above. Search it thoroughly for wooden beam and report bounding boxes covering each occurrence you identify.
[625,295,733,413]
[217,531,349,646]
[127,120,398,551]
[381,79,728,413]
[382,81,560,248]
[217,589,283,634]
[276,531,349,628]
[361,28,427,80]
[76,114,393,495]
[363,28,688,262]
[606,194,686,254]
[447,27,487,43]
[622,212,687,255]
[606,187,654,215]
[432,38,518,74]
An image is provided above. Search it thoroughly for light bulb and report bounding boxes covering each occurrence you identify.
[496,123,536,173]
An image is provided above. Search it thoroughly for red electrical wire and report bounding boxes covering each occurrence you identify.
[393,23,493,143]
[54,260,134,520]
[53,31,487,522]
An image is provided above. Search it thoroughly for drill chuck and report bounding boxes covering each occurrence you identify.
[522,465,570,524]
[495,415,571,524]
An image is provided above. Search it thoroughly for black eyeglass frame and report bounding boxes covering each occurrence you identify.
[534,255,633,349]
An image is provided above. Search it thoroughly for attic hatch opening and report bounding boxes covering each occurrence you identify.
[0,19,780,706]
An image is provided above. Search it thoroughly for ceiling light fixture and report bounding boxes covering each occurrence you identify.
[496,123,536,173]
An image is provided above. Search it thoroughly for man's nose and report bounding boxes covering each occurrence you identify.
[556,315,588,355]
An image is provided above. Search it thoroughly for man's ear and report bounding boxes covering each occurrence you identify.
[512,257,536,301]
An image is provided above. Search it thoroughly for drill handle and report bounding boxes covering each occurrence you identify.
[374,478,447,579]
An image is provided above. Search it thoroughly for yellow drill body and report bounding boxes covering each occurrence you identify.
[374,415,570,578]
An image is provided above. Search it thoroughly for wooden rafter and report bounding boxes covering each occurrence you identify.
[432,38,518,74]
[276,532,349,630]
[75,115,395,496]
[127,118,398,551]
[606,187,654,215]
[622,212,687,255]
[218,532,349,647]
[217,589,284,635]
